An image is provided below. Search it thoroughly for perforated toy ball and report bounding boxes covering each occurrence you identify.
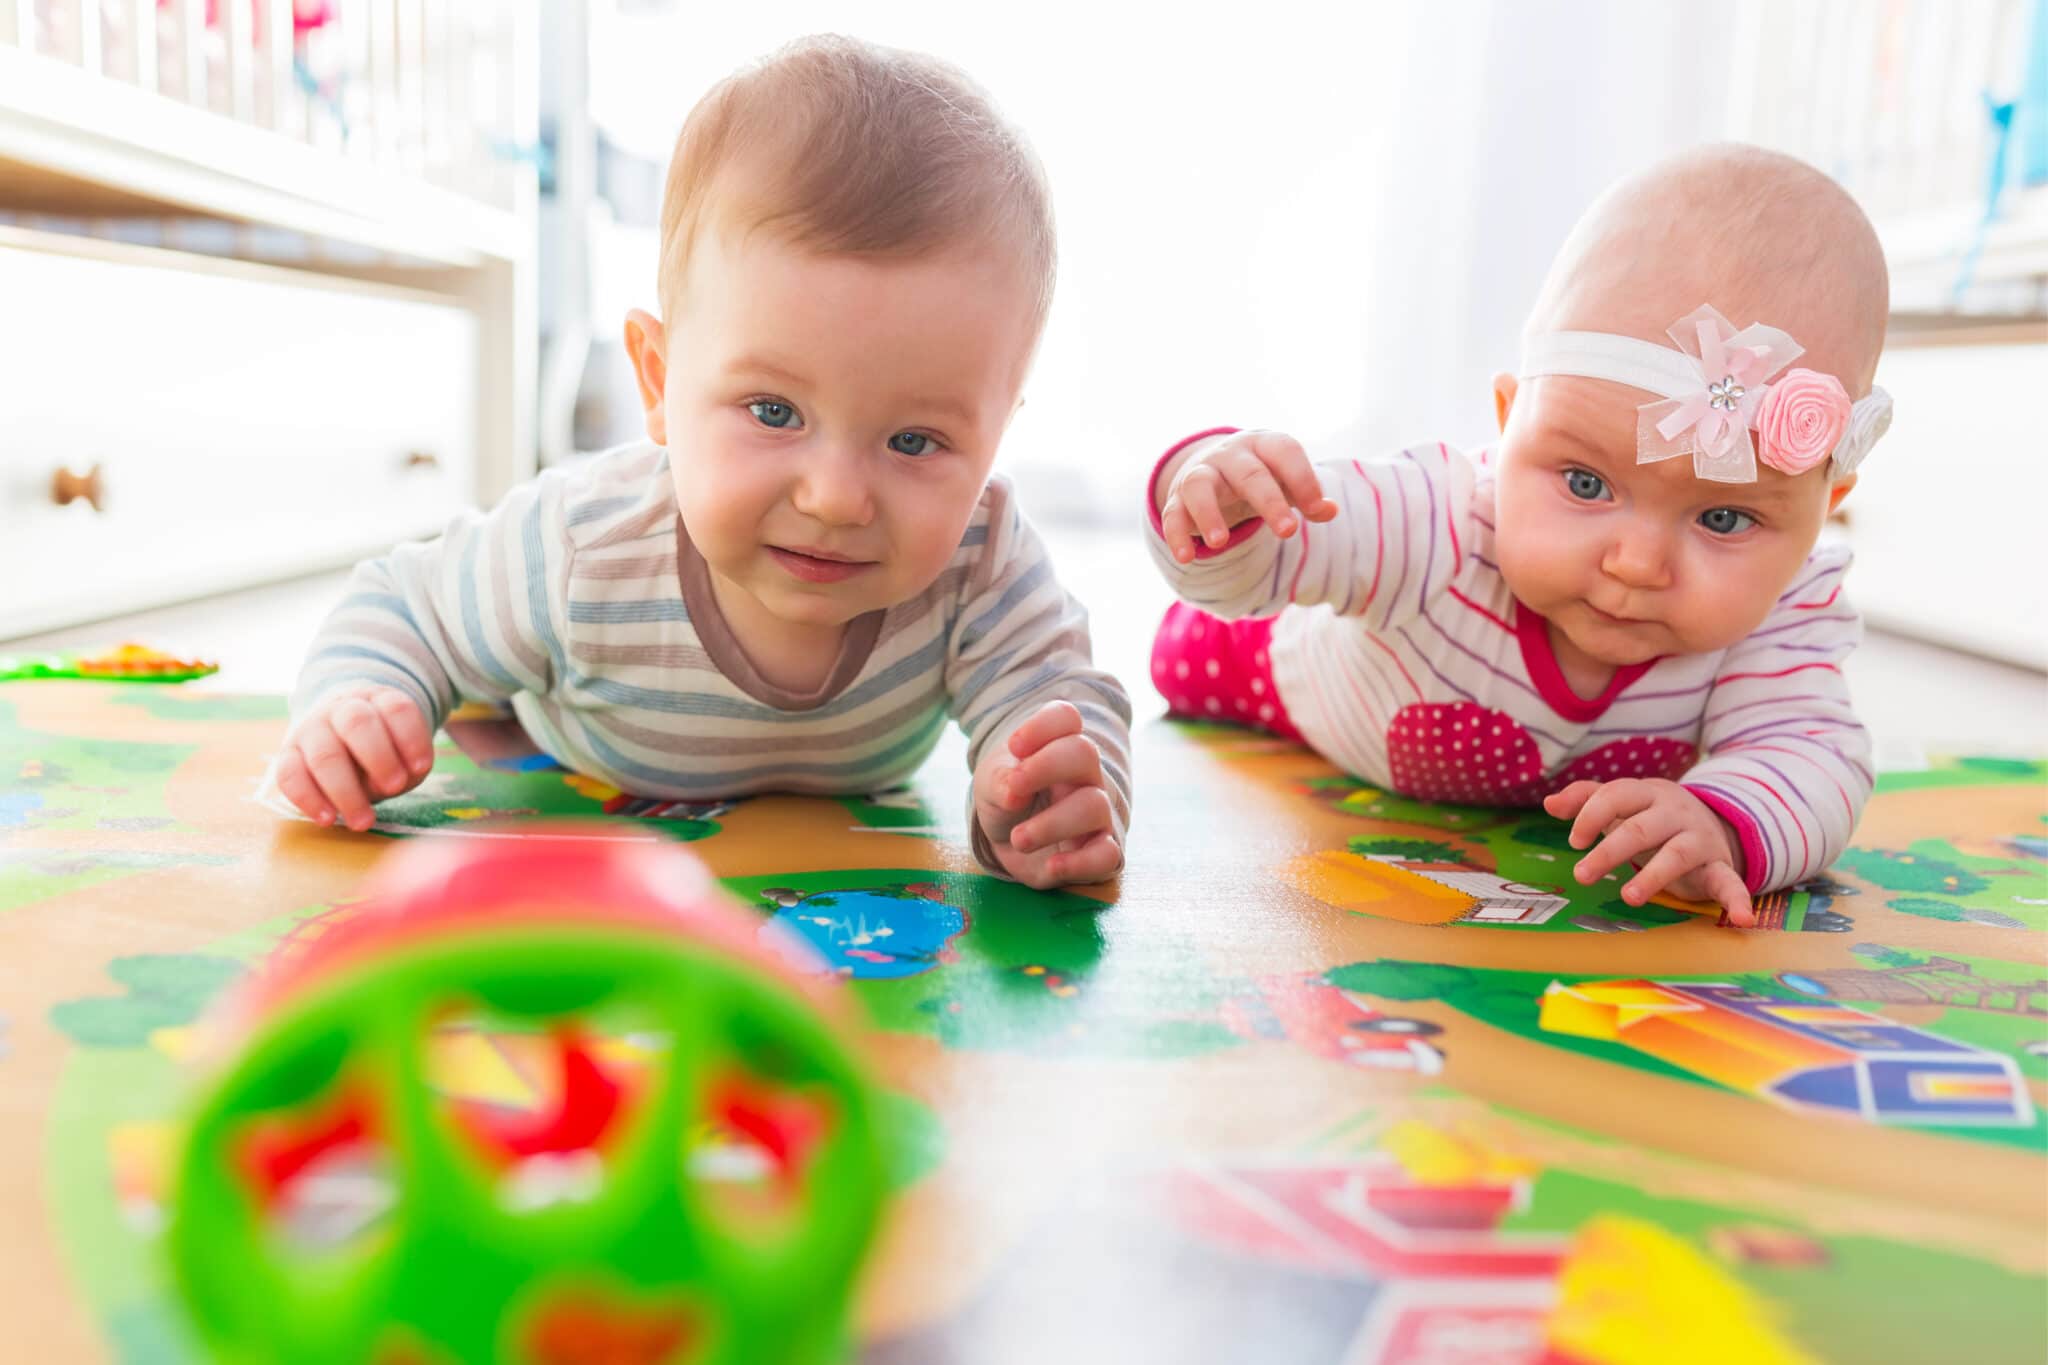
[166,827,885,1365]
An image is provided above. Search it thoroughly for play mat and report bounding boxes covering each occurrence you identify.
[1,679,2043,1363]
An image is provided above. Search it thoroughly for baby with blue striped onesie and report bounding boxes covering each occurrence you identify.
[276,36,1130,889]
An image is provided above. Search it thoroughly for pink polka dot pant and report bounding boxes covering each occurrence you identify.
[1150,602,1303,741]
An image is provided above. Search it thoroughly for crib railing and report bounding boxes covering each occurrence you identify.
[2,0,521,210]
[1729,0,2047,312]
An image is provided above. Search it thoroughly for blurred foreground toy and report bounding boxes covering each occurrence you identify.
[166,828,884,1365]
[0,642,218,682]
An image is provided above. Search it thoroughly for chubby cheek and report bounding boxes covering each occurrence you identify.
[888,457,1000,573]
[1493,507,1588,610]
[666,437,711,518]
[1491,533,1544,608]
[1663,550,1781,650]
[669,474,724,561]
[670,452,765,559]
[896,531,963,593]
[878,494,969,587]
[1662,597,1757,655]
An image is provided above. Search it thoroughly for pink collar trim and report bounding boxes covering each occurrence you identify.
[1513,600,1657,722]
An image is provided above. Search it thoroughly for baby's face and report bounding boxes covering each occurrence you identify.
[1492,374,1837,666]
[662,228,1039,633]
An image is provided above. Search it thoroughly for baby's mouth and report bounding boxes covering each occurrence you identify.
[1584,601,1648,627]
[767,545,876,583]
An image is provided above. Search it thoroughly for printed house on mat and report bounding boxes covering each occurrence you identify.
[1540,979,2034,1127]
[1334,857,1569,926]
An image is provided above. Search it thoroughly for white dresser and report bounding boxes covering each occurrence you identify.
[0,1,537,637]
[0,227,484,636]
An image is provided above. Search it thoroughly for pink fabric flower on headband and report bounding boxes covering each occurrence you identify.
[1754,369,1852,476]
[1519,303,1891,484]
[1637,305,1803,483]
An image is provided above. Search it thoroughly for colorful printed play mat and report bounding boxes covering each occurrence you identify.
[2,679,2044,1363]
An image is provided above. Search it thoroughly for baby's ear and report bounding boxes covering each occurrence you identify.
[1826,472,1857,514]
[623,309,669,446]
[1491,372,1519,433]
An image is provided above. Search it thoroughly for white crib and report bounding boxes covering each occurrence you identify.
[0,0,537,638]
[1730,0,2047,313]
[1731,0,2048,669]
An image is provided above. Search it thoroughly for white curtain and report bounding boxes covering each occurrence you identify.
[587,1,1735,523]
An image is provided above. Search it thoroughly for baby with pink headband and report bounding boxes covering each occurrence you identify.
[1145,144,1891,925]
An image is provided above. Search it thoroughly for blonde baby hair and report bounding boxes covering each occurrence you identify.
[656,34,1057,334]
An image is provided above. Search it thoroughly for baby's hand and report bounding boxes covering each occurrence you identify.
[274,685,435,832]
[1543,778,1755,926]
[972,701,1122,889]
[1157,430,1338,563]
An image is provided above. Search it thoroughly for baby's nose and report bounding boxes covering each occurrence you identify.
[793,446,875,526]
[1602,525,1672,587]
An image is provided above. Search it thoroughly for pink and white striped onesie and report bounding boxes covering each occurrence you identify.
[1144,428,1873,895]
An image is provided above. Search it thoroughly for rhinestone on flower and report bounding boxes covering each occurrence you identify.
[1707,375,1745,411]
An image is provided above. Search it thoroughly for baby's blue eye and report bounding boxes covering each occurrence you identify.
[888,431,937,457]
[1564,469,1607,500]
[1699,507,1756,535]
[748,400,801,430]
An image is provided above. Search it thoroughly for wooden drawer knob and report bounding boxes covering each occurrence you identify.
[51,463,104,512]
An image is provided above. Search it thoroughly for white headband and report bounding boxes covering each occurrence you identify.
[1521,304,1891,484]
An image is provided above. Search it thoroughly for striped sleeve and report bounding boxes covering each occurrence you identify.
[290,472,571,729]
[946,482,1134,874]
[1144,429,1479,630]
[1681,547,1873,894]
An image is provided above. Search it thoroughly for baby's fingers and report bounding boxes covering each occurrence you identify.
[1564,780,1657,851]
[1047,830,1122,886]
[1174,467,1232,551]
[1542,780,1602,822]
[1699,861,1755,927]
[1003,733,1102,811]
[1161,498,1202,562]
[1219,455,1300,537]
[369,689,435,779]
[1245,431,1336,523]
[295,722,374,831]
[1011,784,1114,855]
[1617,833,1707,906]
[330,696,411,800]
[1005,701,1084,763]
[272,749,334,826]
[1574,803,1680,885]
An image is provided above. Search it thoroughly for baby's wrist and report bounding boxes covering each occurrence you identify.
[1680,781,1763,892]
[1707,811,1745,875]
